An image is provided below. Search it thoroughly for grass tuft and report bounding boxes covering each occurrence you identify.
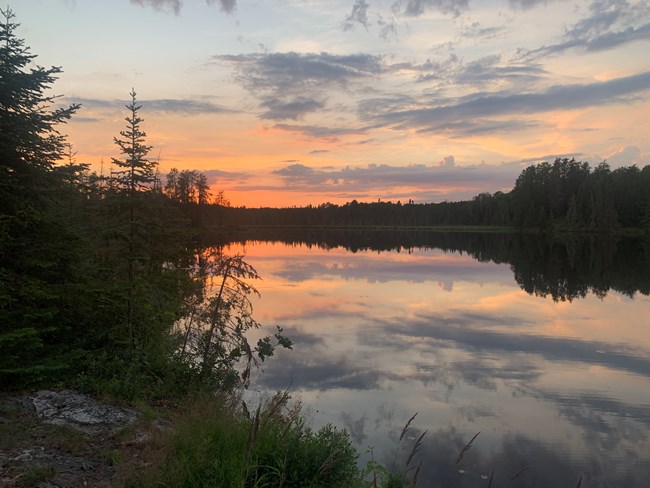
[121,391,359,487]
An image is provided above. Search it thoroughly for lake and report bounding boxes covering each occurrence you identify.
[217,231,650,487]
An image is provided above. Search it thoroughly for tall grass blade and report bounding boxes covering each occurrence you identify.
[405,429,428,471]
[399,412,419,442]
[261,388,291,428]
[455,431,480,465]
[509,466,529,482]
[246,403,262,455]
[410,459,423,486]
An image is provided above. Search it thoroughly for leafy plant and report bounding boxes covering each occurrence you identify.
[178,248,292,390]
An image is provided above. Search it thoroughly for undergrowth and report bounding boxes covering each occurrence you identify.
[121,390,417,488]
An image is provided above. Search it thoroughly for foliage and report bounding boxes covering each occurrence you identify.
[0,7,81,386]
[176,248,292,391]
[164,168,210,205]
[111,89,156,194]
[163,167,228,240]
[125,392,360,488]
[0,8,78,170]
[18,465,57,487]
[122,392,432,488]
[1,8,286,398]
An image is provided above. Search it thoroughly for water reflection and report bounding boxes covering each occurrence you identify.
[221,233,650,487]
[214,229,650,301]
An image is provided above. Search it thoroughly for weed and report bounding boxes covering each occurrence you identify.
[455,431,480,467]
[101,449,122,466]
[121,392,360,487]
[18,465,56,487]
[360,413,426,488]
[39,424,88,455]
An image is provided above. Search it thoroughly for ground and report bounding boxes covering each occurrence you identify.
[0,390,159,488]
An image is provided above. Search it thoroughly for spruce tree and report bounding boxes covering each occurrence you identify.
[0,8,80,385]
[111,89,155,195]
[109,89,157,350]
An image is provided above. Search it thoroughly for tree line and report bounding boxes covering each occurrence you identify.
[198,158,650,232]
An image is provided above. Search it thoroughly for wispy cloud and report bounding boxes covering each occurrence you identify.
[259,352,383,390]
[507,0,557,10]
[361,71,650,134]
[69,97,231,116]
[131,0,182,15]
[459,21,507,40]
[273,123,369,140]
[214,52,384,92]
[521,0,650,58]
[260,99,325,120]
[213,52,383,120]
[384,315,650,377]
[395,53,548,90]
[344,0,370,31]
[392,0,470,17]
[271,161,523,194]
[205,0,236,14]
[143,98,230,115]
[130,0,236,15]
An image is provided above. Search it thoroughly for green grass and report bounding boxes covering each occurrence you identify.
[120,391,415,488]
[39,424,89,455]
[17,464,57,487]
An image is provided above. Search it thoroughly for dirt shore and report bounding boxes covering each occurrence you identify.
[0,390,150,488]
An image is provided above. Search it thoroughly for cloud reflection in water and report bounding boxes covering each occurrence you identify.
[241,239,650,486]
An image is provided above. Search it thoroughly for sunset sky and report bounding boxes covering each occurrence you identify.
[16,0,650,207]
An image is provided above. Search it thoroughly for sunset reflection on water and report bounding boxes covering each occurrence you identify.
[230,239,650,487]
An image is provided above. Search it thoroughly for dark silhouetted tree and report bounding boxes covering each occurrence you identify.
[110,89,158,350]
[0,7,80,385]
[112,89,156,195]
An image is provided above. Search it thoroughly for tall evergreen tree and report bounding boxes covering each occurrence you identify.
[109,89,158,350]
[112,89,155,195]
[0,8,80,385]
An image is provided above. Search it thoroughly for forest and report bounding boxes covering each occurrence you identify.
[199,158,650,232]
[0,9,290,393]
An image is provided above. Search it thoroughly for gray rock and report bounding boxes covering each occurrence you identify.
[30,390,138,433]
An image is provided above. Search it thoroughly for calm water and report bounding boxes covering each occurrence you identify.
[220,232,650,487]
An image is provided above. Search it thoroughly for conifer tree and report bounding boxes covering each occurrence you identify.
[112,89,155,195]
[0,8,80,385]
[110,89,158,350]
[0,9,78,174]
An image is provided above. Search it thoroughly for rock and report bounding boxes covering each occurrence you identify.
[30,390,138,433]
[1,390,144,487]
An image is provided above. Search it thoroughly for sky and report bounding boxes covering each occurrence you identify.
[15,0,650,207]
